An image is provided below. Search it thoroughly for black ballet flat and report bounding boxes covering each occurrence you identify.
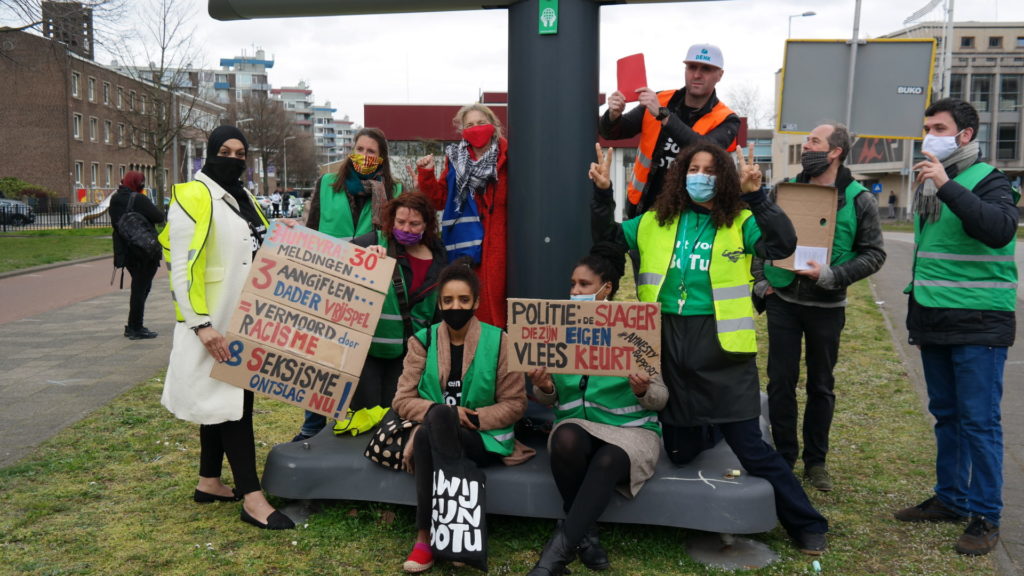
[193,488,242,503]
[240,508,296,530]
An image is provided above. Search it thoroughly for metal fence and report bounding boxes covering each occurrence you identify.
[0,203,114,233]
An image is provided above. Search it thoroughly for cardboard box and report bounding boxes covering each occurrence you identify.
[771,182,838,271]
[507,299,661,377]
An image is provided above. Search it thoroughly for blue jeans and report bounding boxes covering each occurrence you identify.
[299,410,327,438]
[921,345,1006,524]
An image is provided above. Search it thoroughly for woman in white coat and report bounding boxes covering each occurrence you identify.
[160,126,294,530]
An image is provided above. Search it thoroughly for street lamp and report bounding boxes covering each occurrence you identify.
[788,11,816,38]
[282,135,296,191]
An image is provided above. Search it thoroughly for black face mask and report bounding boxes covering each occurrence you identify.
[441,308,475,331]
[800,150,831,177]
[202,156,247,188]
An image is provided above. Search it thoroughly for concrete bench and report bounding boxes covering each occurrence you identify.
[262,396,778,535]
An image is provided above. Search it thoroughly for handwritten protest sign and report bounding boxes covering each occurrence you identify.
[212,221,394,417]
[507,299,661,377]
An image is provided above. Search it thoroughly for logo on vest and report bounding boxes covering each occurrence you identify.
[721,248,744,263]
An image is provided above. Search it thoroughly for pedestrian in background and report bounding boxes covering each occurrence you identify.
[109,170,164,340]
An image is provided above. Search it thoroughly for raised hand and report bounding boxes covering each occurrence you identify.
[606,90,626,120]
[416,154,435,172]
[913,150,950,188]
[588,143,613,190]
[737,143,763,193]
[635,87,660,117]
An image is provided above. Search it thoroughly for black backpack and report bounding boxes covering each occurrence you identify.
[117,193,161,262]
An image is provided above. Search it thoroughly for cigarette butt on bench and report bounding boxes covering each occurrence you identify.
[723,469,742,479]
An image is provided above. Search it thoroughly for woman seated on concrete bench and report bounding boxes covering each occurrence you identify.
[526,242,668,576]
[391,259,535,573]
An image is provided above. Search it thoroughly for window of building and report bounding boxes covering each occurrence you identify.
[102,82,110,105]
[215,73,228,84]
[1000,75,1021,112]
[129,90,136,111]
[87,77,95,102]
[788,144,802,165]
[71,72,80,98]
[141,95,147,114]
[1017,37,1024,48]
[119,165,126,180]
[949,74,965,100]
[91,163,99,186]
[977,124,990,159]
[105,164,113,187]
[961,36,975,49]
[117,123,125,146]
[997,124,1018,160]
[89,117,98,142]
[989,37,1003,49]
[72,113,82,140]
[971,74,992,112]
[75,161,83,184]
[117,86,123,109]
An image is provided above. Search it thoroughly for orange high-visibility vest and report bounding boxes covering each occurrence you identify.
[626,90,737,206]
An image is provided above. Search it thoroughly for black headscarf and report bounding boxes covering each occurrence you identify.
[201,125,263,237]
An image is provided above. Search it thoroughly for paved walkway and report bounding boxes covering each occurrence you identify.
[0,240,1021,574]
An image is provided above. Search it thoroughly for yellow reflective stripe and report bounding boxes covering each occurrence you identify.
[917,251,1016,263]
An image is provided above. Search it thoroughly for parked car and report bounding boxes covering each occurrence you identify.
[0,196,36,225]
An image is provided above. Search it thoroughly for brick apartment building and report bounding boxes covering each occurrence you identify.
[0,30,223,203]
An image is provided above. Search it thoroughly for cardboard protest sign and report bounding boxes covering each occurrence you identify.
[507,299,661,377]
[617,53,647,102]
[213,222,394,417]
[211,336,358,421]
[772,182,838,271]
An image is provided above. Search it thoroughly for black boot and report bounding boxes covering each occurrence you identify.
[527,526,576,576]
[576,525,610,570]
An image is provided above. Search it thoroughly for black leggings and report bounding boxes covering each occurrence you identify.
[198,391,261,494]
[413,405,500,530]
[125,258,158,329]
[550,423,630,547]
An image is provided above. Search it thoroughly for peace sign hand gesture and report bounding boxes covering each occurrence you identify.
[737,144,762,193]
[589,143,613,190]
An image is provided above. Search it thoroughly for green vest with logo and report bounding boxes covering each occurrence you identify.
[763,179,865,287]
[158,180,269,322]
[551,374,661,436]
[415,323,514,456]
[370,231,439,359]
[910,162,1018,311]
[636,210,757,354]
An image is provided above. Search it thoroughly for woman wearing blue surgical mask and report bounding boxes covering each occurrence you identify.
[591,142,831,557]
[526,242,668,576]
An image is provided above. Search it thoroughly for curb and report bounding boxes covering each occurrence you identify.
[0,254,112,280]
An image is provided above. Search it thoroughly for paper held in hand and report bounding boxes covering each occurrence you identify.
[211,222,395,419]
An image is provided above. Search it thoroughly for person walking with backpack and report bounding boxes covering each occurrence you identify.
[109,171,164,340]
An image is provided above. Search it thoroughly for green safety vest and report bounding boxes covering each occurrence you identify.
[316,174,401,240]
[636,210,756,354]
[158,180,269,322]
[909,162,1019,311]
[763,179,866,287]
[414,323,514,456]
[369,230,438,359]
[551,374,661,436]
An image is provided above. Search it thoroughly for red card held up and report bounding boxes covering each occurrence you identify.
[617,53,647,102]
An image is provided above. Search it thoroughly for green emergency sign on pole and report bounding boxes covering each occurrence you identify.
[539,0,558,35]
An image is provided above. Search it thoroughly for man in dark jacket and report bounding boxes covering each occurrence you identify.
[752,123,886,492]
[109,171,165,340]
[893,98,1018,556]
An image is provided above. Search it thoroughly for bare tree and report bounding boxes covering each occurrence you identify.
[108,0,205,206]
[233,93,295,193]
[281,133,319,190]
[0,0,126,49]
[724,82,775,130]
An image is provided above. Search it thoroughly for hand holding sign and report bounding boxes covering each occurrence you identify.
[628,373,651,397]
[737,144,763,193]
[636,87,661,117]
[588,143,613,191]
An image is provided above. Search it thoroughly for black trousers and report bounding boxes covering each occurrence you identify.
[765,295,846,468]
[413,405,500,530]
[125,258,159,330]
[198,391,261,494]
[549,423,630,546]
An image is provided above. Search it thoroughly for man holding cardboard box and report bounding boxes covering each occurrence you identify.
[753,123,886,492]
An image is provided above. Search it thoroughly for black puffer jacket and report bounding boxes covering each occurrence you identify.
[109,186,165,268]
[907,162,1019,347]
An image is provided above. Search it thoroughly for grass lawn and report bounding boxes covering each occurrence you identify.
[0,280,996,575]
[0,228,114,273]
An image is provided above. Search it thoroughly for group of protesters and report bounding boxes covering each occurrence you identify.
[146,39,1018,575]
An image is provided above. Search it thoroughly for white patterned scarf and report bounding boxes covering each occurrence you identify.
[446,139,499,211]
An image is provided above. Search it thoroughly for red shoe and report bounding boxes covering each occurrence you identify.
[403,541,433,573]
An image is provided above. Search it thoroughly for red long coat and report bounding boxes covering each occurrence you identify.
[416,137,508,328]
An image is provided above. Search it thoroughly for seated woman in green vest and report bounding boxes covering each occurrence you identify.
[293,126,401,441]
[342,193,447,421]
[525,242,668,576]
[391,260,535,573]
[590,142,830,555]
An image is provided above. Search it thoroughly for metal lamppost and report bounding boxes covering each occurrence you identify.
[788,10,816,38]
[282,135,296,190]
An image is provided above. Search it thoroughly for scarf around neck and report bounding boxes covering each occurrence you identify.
[913,140,980,223]
[446,139,499,211]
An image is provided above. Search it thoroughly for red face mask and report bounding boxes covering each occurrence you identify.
[462,124,495,148]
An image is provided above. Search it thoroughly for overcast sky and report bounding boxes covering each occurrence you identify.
[115,0,1024,125]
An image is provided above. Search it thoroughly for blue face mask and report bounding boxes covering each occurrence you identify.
[686,173,717,203]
